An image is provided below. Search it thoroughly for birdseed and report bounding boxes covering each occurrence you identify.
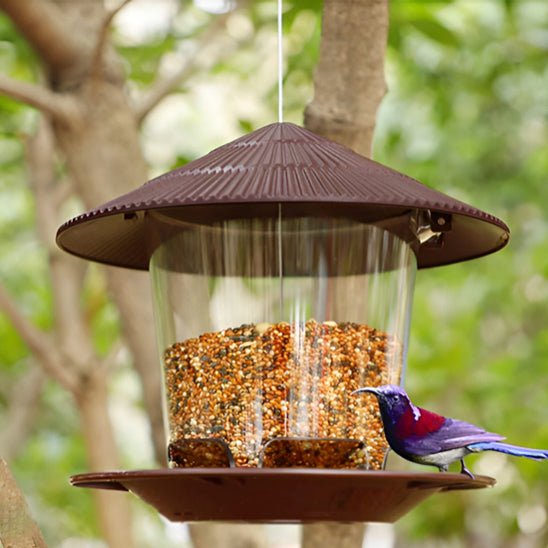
[164,320,397,469]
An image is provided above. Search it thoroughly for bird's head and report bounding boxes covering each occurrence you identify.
[352,384,415,417]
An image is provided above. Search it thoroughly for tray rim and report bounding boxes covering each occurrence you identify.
[70,467,496,491]
[69,468,496,523]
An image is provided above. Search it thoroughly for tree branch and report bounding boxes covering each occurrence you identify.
[98,340,125,374]
[0,284,77,392]
[134,11,232,123]
[24,115,59,255]
[0,0,83,72]
[24,115,97,382]
[0,74,76,122]
[53,175,74,210]
[89,0,133,90]
[0,367,45,462]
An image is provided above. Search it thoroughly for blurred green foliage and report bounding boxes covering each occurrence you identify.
[0,0,547,546]
[379,0,548,545]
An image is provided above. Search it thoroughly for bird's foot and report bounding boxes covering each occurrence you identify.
[460,460,475,479]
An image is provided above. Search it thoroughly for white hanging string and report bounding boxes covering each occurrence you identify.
[277,1,284,315]
[277,0,283,122]
[278,203,284,314]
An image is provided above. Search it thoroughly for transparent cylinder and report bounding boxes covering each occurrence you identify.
[150,214,417,469]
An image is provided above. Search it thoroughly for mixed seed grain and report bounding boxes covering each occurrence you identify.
[164,320,397,469]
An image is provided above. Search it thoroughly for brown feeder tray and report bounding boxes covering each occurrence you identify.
[70,468,495,523]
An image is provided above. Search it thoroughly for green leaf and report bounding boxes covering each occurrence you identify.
[413,18,460,47]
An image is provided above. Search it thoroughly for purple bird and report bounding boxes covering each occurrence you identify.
[353,384,548,478]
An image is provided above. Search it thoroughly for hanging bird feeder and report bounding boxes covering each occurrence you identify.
[58,122,507,522]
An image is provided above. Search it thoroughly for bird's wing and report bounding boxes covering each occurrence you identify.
[436,417,505,450]
[401,409,505,456]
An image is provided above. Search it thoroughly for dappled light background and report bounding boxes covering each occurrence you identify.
[0,0,547,546]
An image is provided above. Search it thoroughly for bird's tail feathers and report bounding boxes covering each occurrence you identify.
[469,441,548,460]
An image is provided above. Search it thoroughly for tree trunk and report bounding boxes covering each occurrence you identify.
[303,1,389,546]
[52,80,166,464]
[303,523,367,548]
[189,524,269,548]
[305,0,389,158]
[0,459,47,548]
[75,373,134,548]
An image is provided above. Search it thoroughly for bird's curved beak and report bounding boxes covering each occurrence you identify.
[351,387,379,397]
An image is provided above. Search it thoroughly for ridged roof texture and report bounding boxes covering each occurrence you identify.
[56,122,509,270]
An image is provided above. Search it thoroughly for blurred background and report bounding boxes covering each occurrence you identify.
[0,0,547,546]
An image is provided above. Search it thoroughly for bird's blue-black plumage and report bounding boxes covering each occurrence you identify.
[399,413,504,457]
[469,441,548,460]
[353,384,548,477]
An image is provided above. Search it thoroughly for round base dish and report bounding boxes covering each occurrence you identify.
[70,468,495,523]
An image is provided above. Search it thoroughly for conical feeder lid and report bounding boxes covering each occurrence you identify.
[56,122,509,270]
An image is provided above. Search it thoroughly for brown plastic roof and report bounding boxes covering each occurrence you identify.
[56,122,509,270]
